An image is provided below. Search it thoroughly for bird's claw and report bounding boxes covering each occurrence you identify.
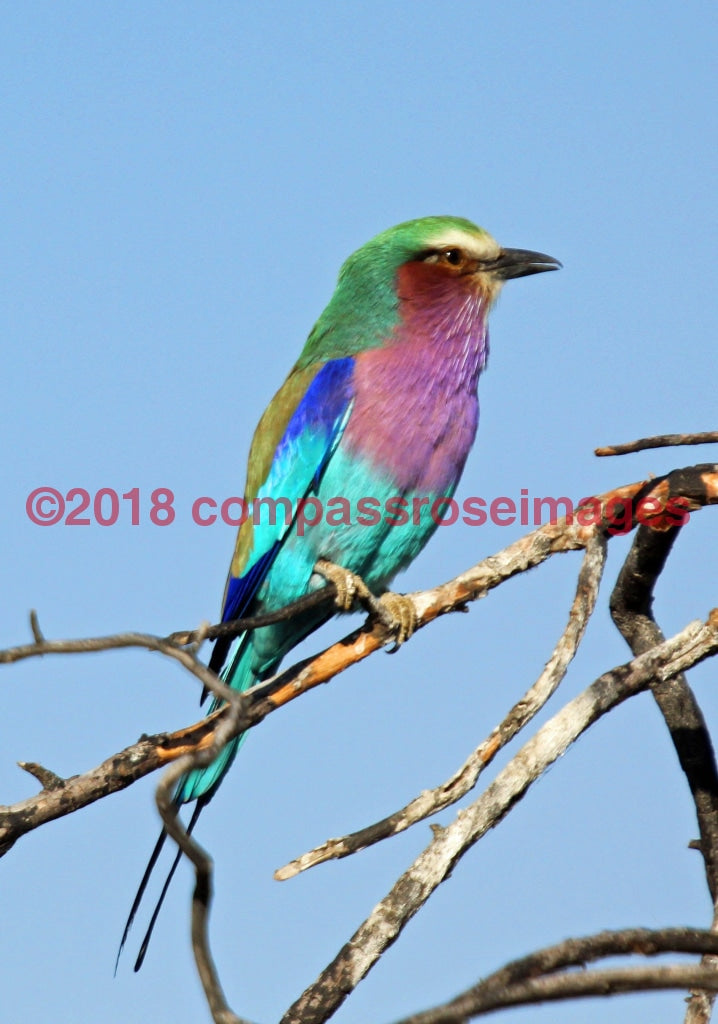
[314,560,416,649]
[315,558,372,612]
[375,591,417,651]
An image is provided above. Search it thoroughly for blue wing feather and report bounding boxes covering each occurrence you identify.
[209,357,354,675]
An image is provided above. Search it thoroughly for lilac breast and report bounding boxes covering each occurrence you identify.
[345,285,490,495]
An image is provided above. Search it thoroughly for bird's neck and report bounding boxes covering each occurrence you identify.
[345,267,491,494]
[391,262,490,390]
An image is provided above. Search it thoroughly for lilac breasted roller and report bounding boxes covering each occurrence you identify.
[119,215,560,969]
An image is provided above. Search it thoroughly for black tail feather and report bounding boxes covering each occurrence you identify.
[115,825,169,974]
[115,799,205,974]
[133,800,205,972]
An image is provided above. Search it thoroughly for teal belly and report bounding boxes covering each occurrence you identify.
[249,446,451,670]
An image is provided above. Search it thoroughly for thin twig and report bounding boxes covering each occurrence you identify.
[166,587,337,647]
[167,564,399,648]
[596,431,718,457]
[17,762,65,791]
[29,609,44,643]
[0,629,220,693]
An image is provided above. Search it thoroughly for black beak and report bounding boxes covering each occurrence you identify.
[487,248,562,280]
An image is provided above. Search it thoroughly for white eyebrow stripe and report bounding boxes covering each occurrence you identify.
[424,228,500,261]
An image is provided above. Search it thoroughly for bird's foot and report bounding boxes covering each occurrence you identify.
[314,559,417,650]
[315,558,373,612]
[375,591,417,651]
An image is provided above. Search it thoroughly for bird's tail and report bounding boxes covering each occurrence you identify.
[117,636,260,971]
[115,798,205,973]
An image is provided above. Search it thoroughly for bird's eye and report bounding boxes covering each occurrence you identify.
[443,248,463,266]
[420,247,466,268]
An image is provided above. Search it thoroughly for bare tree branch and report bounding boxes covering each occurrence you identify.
[0,617,220,688]
[154,708,253,1024]
[611,523,718,901]
[1,475,716,837]
[0,479,615,855]
[4,464,718,1024]
[0,620,238,856]
[392,925,718,1023]
[0,717,216,856]
[276,530,607,879]
[610,521,718,1024]
[280,612,718,1024]
[392,927,718,1023]
[277,461,718,881]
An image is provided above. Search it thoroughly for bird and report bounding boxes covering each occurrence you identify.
[118,215,560,970]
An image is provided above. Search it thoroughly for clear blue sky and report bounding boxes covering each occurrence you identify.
[2,4,717,1022]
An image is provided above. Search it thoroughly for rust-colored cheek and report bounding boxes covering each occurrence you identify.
[396,260,484,302]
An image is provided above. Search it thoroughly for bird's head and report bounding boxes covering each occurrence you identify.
[344,215,560,299]
[299,216,560,365]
